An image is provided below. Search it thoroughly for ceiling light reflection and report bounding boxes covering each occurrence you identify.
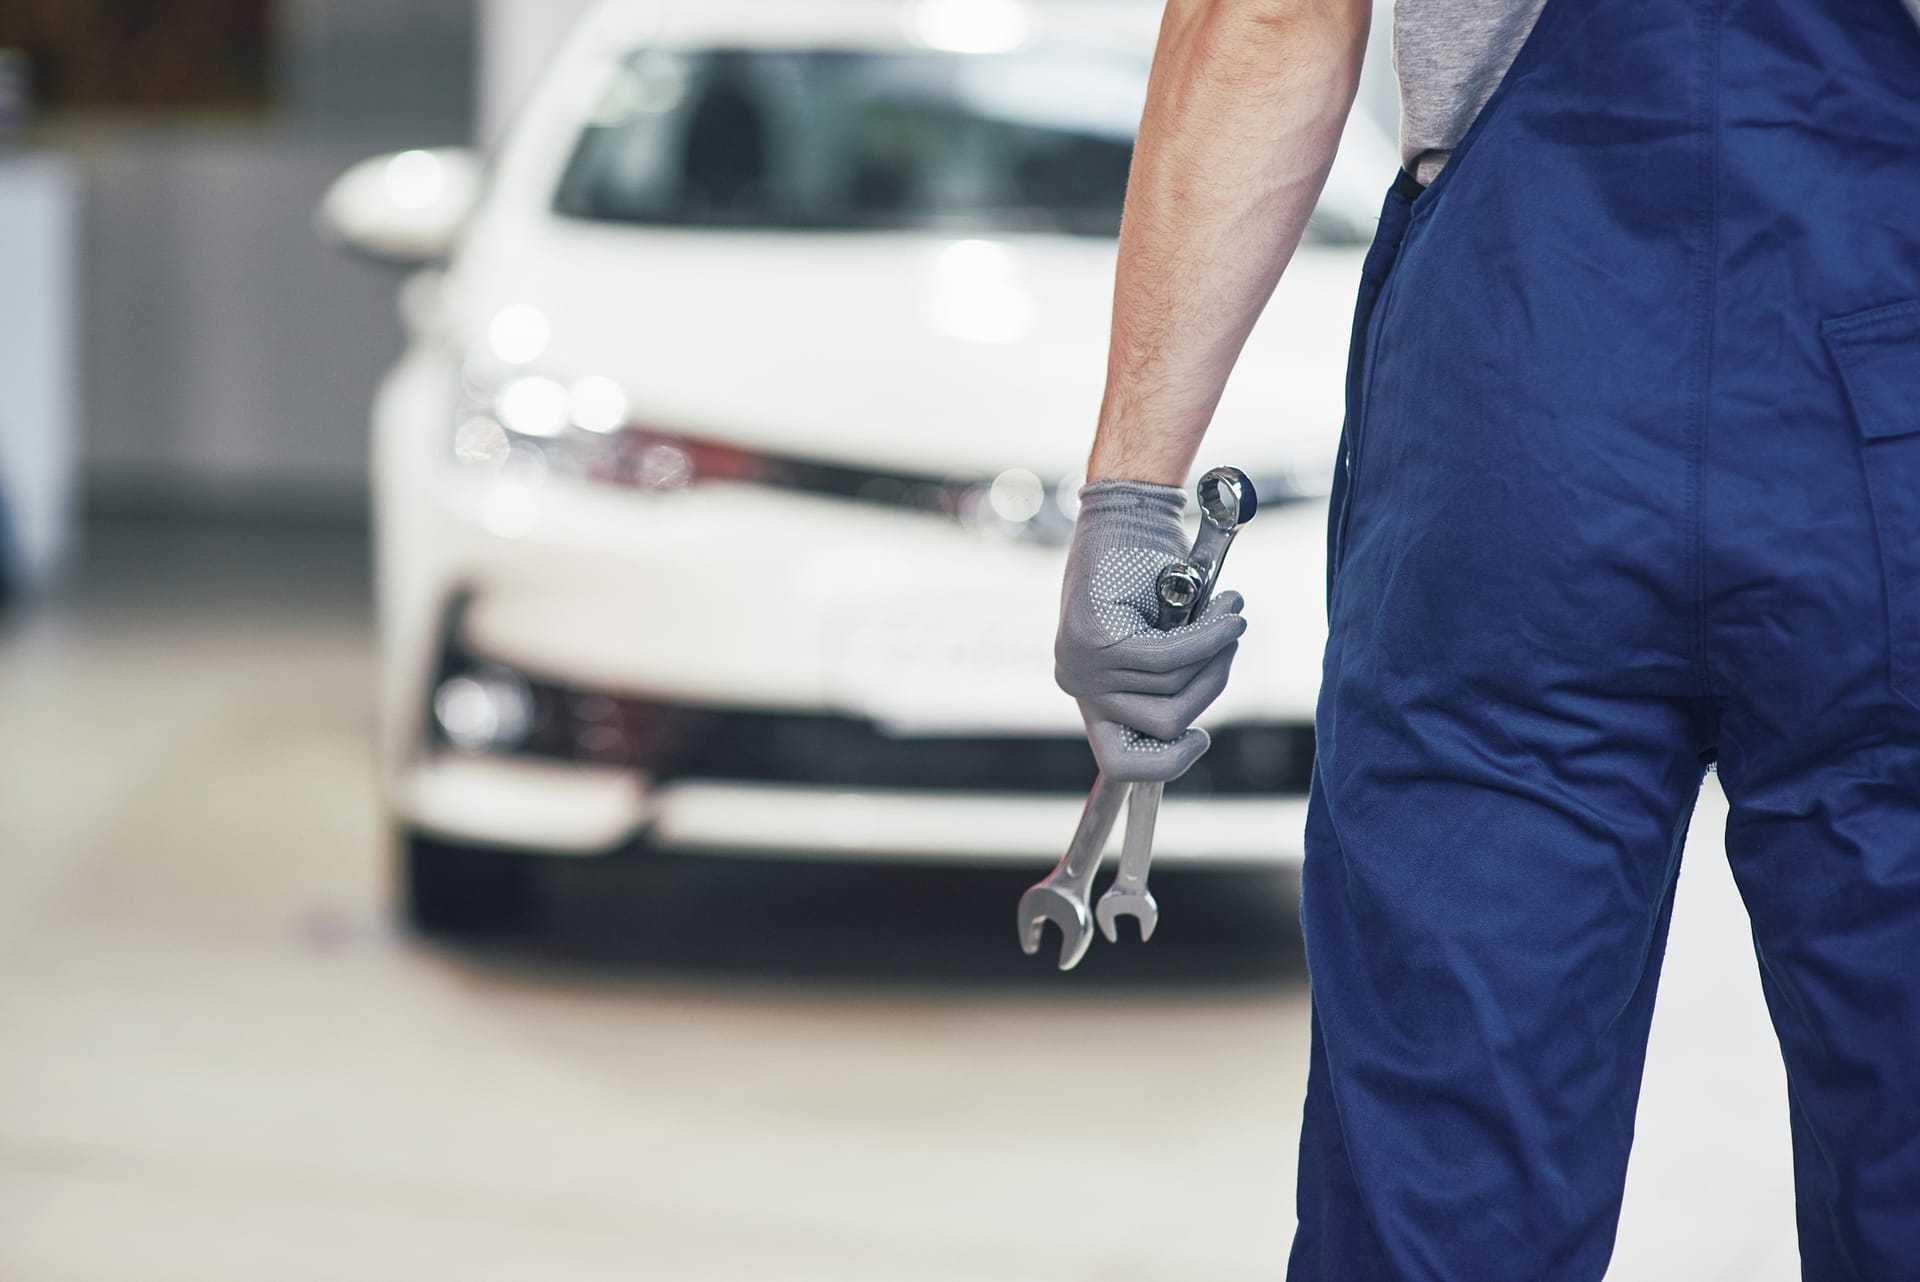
[383,149,446,211]
[906,0,1032,53]
[487,304,550,365]
[637,442,694,491]
[923,239,1035,344]
[1054,478,1083,519]
[495,375,571,437]
[453,416,510,468]
[569,375,629,434]
[988,468,1045,523]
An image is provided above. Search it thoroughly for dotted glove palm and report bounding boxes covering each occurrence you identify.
[1054,479,1247,783]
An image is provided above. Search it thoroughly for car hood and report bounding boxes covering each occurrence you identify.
[449,221,1361,489]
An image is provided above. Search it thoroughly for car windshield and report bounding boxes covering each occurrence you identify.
[556,47,1366,242]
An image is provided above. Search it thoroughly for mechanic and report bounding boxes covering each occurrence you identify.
[1050,0,1920,1275]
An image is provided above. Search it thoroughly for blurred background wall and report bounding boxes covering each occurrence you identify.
[47,0,474,526]
[3,0,1399,557]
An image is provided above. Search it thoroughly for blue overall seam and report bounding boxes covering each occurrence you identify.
[1339,252,1407,580]
[1688,0,1725,700]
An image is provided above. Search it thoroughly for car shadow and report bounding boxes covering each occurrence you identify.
[439,854,1308,992]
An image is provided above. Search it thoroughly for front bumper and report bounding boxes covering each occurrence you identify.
[383,472,1330,866]
[400,623,1317,865]
[400,754,1312,867]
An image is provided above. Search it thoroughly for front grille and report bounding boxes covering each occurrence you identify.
[479,670,1316,797]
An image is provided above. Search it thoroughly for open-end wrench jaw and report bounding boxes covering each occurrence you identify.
[1018,885,1096,970]
[1095,886,1159,943]
[1016,773,1128,970]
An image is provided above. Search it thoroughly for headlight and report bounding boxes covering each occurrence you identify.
[452,352,649,482]
[452,328,1337,543]
[447,350,1088,537]
[447,356,1305,542]
[453,375,771,495]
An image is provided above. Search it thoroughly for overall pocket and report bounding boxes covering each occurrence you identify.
[1823,300,1920,710]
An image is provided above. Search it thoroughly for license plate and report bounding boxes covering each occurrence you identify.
[835,602,1077,737]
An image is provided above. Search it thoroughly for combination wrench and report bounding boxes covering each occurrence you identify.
[1015,772,1129,971]
[1019,467,1259,969]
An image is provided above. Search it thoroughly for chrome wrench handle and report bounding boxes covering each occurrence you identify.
[1096,779,1163,942]
[1091,563,1191,945]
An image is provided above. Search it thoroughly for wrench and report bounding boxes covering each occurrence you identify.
[1020,467,1259,968]
[1019,567,1191,968]
[1092,468,1259,948]
[1090,565,1198,945]
[1017,772,1128,969]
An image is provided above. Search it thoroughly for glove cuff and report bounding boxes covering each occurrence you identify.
[1075,478,1189,527]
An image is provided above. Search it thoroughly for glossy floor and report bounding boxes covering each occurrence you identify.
[0,524,1797,1281]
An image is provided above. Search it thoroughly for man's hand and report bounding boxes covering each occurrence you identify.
[1055,480,1247,782]
[1058,0,1366,777]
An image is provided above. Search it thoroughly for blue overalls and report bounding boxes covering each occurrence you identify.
[1294,0,1920,1275]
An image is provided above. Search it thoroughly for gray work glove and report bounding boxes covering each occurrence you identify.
[1055,479,1247,783]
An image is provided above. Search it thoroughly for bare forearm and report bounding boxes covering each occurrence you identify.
[1089,0,1369,485]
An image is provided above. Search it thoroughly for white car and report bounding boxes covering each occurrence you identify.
[320,0,1390,933]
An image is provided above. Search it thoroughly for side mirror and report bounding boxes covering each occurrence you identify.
[317,148,482,266]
